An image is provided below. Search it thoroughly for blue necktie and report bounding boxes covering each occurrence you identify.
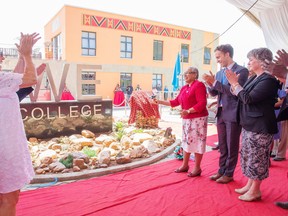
[221,68,227,84]
[219,68,227,106]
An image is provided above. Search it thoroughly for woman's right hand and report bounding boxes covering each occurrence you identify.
[152,98,159,104]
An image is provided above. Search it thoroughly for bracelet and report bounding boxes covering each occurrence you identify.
[232,83,240,88]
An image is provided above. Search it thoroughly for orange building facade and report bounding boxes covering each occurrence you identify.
[43,5,219,101]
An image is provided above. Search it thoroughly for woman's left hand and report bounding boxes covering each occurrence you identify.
[180,110,189,117]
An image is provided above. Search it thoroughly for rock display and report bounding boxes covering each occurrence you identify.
[30,121,176,175]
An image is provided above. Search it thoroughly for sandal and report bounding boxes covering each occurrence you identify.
[174,166,189,173]
[187,169,202,177]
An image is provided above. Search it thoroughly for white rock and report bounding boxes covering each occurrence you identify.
[141,140,158,154]
[98,149,111,165]
[131,133,153,143]
[39,149,57,160]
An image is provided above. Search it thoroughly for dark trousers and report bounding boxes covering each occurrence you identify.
[217,108,242,177]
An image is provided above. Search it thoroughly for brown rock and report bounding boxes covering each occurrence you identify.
[115,152,131,164]
[29,137,38,143]
[73,166,81,172]
[35,168,45,174]
[162,138,175,147]
[51,144,62,150]
[73,159,88,170]
[81,129,95,138]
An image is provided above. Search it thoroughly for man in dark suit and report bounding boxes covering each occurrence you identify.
[203,44,249,184]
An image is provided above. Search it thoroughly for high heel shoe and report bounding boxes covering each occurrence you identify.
[174,166,189,173]
[238,193,262,202]
[187,169,202,177]
[235,187,249,194]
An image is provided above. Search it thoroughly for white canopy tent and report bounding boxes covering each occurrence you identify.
[226,0,288,53]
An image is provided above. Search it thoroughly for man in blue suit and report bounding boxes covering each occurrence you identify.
[203,44,249,184]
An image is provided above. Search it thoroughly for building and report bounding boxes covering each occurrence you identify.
[12,5,220,102]
[44,5,219,101]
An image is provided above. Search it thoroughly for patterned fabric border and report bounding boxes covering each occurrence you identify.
[83,14,191,40]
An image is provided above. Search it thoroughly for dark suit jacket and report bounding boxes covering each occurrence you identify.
[208,63,249,122]
[237,73,279,134]
[277,93,288,122]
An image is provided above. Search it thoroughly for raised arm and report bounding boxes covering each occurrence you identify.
[15,32,41,88]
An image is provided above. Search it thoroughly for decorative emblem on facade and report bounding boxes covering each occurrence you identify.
[83,14,191,40]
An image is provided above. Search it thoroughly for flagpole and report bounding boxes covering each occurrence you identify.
[181,54,184,87]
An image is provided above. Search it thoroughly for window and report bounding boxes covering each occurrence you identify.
[204,47,211,64]
[120,36,133,58]
[181,44,189,63]
[82,71,96,80]
[82,31,96,56]
[52,34,62,60]
[152,74,162,91]
[120,73,132,91]
[153,40,163,61]
[82,84,95,95]
[81,71,96,95]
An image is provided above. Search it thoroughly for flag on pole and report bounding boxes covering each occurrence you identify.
[172,53,181,91]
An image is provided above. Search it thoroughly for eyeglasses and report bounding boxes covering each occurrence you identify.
[184,71,196,75]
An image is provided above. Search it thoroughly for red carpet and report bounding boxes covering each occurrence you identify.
[206,134,218,147]
[17,151,288,216]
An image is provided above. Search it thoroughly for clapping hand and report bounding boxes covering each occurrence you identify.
[275,49,288,67]
[265,49,288,82]
[202,71,215,86]
[225,69,239,86]
[15,32,41,57]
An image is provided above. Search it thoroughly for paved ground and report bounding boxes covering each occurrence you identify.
[23,106,218,191]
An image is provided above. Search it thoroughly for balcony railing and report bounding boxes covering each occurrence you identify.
[0,47,42,59]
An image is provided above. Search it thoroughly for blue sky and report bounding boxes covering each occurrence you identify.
[1,0,265,65]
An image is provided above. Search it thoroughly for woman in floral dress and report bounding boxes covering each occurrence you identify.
[154,67,208,177]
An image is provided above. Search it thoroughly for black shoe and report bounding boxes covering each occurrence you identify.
[273,157,286,161]
[212,145,219,150]
[275,202,288,209]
